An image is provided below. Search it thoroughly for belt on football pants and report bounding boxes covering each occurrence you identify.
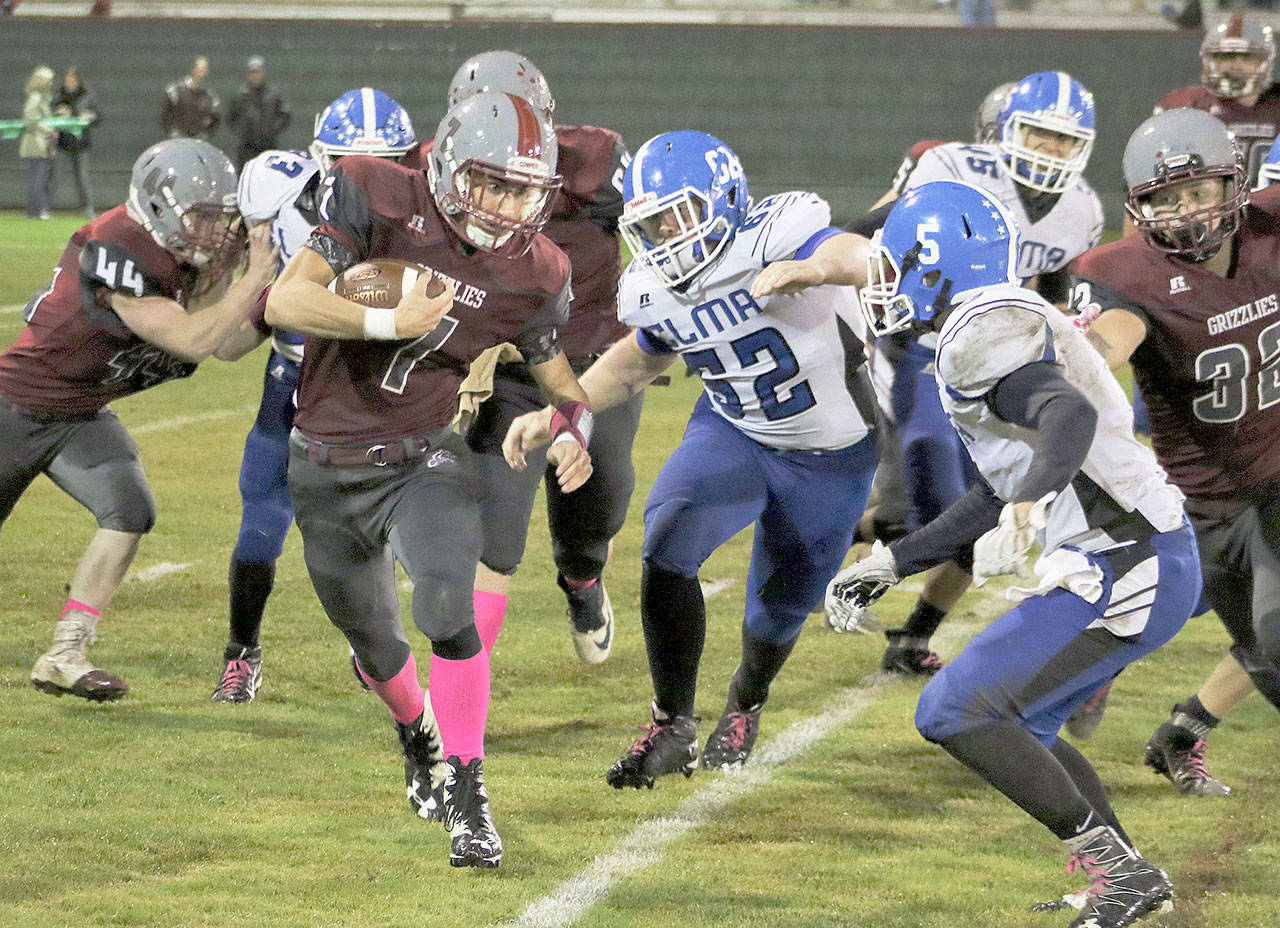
[289,427,452,467]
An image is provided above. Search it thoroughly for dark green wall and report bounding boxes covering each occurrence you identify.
[2,19,1201,226]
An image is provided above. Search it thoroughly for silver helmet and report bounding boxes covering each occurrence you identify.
[974,82,1015,144]
[1122,108,1247,260]
[447,50,555,119]
[1201,14,1276,101]
[126,138,243,272]
[428,91,561,257]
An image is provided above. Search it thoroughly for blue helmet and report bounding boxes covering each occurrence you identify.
[860,180,1021,337]
[310,87,416,175]
[997,71,1096,194]
[620,130,751,287]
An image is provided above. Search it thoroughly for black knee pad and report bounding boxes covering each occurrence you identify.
[411,580,476,643]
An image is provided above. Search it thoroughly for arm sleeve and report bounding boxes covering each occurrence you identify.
[889,481,1004,576]
[849,201,894,238]
[988,362,1097,503]
[513,276,573,365]
[1066,274,1151,333]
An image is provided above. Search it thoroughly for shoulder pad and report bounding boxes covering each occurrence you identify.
[740,191,831,262]
[936,289,1053,398]
[238,150,319,223]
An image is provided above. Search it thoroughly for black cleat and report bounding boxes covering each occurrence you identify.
[441,756,502,868]
[881,632,944,676]
[1143,711,1230,796]
[211,645,263,703]
[559,574,614,664]
[606,705,698,789]
[701,695,763,770]
[395,711,447,818]
[1064,826,1172,928]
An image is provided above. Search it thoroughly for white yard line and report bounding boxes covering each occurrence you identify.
[494,589,1007,928]
[129,562,191,582]
[697,577,735,599]
[1,303,24,315]
[494,684,885,928]
[131,404,258,434]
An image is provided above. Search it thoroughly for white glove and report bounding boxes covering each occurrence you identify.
[824,540,900,634]
[972,492,1056,586]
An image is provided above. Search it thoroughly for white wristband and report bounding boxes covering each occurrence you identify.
[363,307,398,340]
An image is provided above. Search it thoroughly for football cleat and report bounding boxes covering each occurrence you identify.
[880,631,945,677]
[211,644,263,703]
[701,695,764,770]
[1066,678,1115,740]
[559,574,614,664]
[1063,826,1173,928]
[395,710,448,818]
[440,756,502,868]
[606,705,698,789]
[1143,712,1231,796]
[30,611,129,701]
[1032,889,1173,916]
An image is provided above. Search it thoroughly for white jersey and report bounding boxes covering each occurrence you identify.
[934,283,1185,560]
[619,192,872,451]
[906,142,1103,281]
[238,149,321,364]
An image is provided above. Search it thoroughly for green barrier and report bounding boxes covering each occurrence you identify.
[0,116,91,141]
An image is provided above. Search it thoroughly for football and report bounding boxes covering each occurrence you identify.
[332,259,444,308]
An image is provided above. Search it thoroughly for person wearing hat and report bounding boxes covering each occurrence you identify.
[227,56,290,169]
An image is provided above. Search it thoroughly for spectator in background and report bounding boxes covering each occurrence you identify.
[20,65,57,220]
[161,56,220,141]
[959,0,996,26]
[227,56,290,170]
[52,67,99,217]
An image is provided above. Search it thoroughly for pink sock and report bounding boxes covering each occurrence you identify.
[473,590,508,655]
[366,653,427,726]
[60,599,101,621]
[429,650,490,763]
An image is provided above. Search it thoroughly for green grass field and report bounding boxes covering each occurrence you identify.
[1,211,1277,928]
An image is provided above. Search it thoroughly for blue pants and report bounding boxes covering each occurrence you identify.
[916,520,1201,747]
[888,338,973,531]
[642,394,876,644]
[233,352,298,564]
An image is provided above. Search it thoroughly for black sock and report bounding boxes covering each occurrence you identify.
[228,559,275,648]
[1176,695,1220,729]
[899,599,948,639]
[1049,738,1133,849]
[936,720,1096,839]
[641,560,705,717]
[731,629,797,711]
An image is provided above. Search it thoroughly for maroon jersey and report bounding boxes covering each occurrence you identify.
[1069,185,1280,517]
[296,156,571,444]
[544,124,630,361]
[1157,84,1280,186]
[0,205,199,416]
[405,125,629,363]
[888,139,948,198]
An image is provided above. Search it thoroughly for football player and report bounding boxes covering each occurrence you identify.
[760,180,1195,928]
[1,138,277,701]
[503,131,879,785]
[264,91,592,868]
[855,71,1105,681]
[1156,14,1280,188]
[1071,108,1280,798]
[211,88,417,704]
[443,50,638,666]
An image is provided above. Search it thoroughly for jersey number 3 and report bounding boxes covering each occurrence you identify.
[1193,319,1280,423]
[684,327,816,421]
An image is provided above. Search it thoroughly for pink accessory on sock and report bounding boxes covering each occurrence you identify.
[366,653,427,726]
[473,590,508,655]
[561,576,598,591]
[60,599,102,621]
[430,650,490,763]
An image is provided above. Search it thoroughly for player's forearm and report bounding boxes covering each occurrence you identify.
[177,272,273,361]
[578,337,671,411]
[212,319,268,361]
[265,276,374,339]
[804,232,871,287]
